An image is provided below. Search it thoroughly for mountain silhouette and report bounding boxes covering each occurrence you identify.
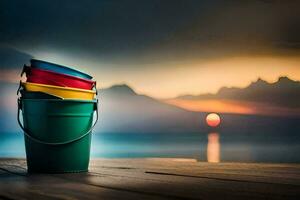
[0,81,299,134]
[177,76,300,108]
[93,83,300,133]
[97,84,202,133]
[101,84,137,96]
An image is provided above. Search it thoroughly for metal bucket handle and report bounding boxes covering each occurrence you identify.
[17,81,22,96]
[17,98,99,145]
[21,64,30,77]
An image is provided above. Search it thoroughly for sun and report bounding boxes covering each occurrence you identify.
[206,113,221,127]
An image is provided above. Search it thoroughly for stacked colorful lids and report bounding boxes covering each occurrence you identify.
[19,59,97,100]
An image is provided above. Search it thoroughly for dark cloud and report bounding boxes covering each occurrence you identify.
[0,0,299,64]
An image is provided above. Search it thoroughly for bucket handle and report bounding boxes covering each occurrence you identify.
[94,81,98,95]
[17,98,99,145]
[21,65,30,77]
[17,81,23,96]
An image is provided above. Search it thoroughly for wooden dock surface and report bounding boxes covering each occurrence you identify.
[0,158,300,200]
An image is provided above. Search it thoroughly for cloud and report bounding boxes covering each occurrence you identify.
[0,0,299,65]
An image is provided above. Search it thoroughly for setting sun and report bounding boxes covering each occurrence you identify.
[206,113,221,127]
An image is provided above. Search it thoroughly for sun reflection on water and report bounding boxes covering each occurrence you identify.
[207,132,220,163]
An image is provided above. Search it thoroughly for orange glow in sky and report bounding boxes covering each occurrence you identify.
[165,99,300,116]
[23,53,300,98]
[165,99,255,114]
[1,52,300,102]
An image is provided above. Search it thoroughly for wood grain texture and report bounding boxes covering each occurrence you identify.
[0,158,299,200]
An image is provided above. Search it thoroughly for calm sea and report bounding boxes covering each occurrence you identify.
[0,131,300,163]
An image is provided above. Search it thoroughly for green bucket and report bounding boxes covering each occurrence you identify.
[17,98,98,173]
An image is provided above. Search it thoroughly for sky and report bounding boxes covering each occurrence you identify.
[0,0,300,98]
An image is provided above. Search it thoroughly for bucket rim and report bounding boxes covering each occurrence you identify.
[30,59,93,79]
[26,66,96,84]
[20,98,97,103]
[23,82,96,94]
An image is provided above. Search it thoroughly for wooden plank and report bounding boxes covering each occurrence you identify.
[86,159,300,199]
[0,159,170,200]
[0,158,300,200]
[0,173,170,200]
[89,158,300,184]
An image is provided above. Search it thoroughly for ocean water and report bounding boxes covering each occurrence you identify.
[0,131,300,163]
